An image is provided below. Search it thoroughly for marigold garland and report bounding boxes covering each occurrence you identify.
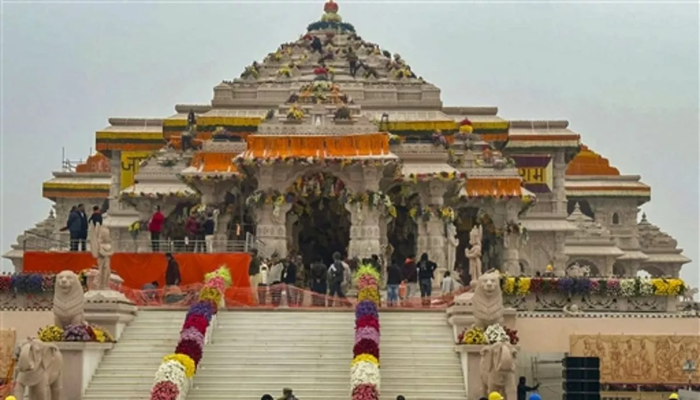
[351,262,381,399]
[505,276,685,297]
[352,354,379,366]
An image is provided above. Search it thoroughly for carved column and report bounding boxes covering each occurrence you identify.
[552,150,567,216]
[255,203,291,258]
[347,204,382,260]
[553,231,568,276]
[417,181,448,268]
[108,152,123,212]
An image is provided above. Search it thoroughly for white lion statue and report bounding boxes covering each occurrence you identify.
[53,270,85,328]
[472,270,504,329]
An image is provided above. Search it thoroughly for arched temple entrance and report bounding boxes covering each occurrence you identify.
[387,185,418,265]
[286,172,351,266]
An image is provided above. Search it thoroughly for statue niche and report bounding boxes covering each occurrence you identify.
[455,208,500,283]
[14,339,63,400]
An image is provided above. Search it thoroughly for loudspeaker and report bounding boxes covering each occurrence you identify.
[562,356,601,400]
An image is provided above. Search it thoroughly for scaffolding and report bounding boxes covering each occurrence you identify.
[530,354,565,399]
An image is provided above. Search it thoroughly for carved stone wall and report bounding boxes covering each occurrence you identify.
[347,205,381,260]
[570,335,700,384]
[254,203,290,258]
[505,293,678,313]
[520,231,557,274]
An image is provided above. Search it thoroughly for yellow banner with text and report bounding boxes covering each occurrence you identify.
[120,151,153,189]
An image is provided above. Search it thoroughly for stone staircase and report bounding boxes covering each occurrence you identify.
[380,312,467,400]
[187,311,354,400]
[82,310,187,400]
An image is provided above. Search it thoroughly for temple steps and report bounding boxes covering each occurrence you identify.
[186,310,354,400]
[380,312,468,400]
[82,310,187,400]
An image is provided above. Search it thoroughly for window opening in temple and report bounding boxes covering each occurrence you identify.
[386,185,418,265]
[225,183,257,242]
[567,199,595,219]
[286,172,350,266]
[612,212,621,225]
[454,208,500,283]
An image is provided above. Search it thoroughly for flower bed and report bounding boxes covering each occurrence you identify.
[37,324,115,343]
[501,276,686,297]
[149,266,231,400]
[457,324,518,345]
[0,273,56,294]
[352,264,381,400]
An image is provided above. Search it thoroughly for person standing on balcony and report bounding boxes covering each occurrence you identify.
[88,205,102,226]
[269,254,284,307]
[283,254,300,306]
[248,248,262,304]
[417,252,437,306]
[77,204,88,251]
[310,256,327,307]
[148,206,165,252]
[402,255,418,303]
[185,211,200,252]
[386,261,402,307]
[202,213,215,253]
[328,252,346,306]
[65,206,81,251]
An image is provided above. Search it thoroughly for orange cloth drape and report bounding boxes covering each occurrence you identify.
[245,133,389,158]
[466,178,523,197]
[23,252,253,305]
[190,152,238,173]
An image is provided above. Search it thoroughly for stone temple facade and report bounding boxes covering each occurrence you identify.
[4,0,690,282]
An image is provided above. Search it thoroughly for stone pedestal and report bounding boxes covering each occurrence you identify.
[446,293,517,339]
[56,342,114,400]
[85,271,124,292]
[347,205,381,260]
[83,290,137,341]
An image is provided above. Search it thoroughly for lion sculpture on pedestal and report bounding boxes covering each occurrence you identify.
[480,341,518,400]
[13,338,63,400]
[472,270,504,329]
[53,270,85,328]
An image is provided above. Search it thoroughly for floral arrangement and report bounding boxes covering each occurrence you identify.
[149,267,230,400]
[407,205,455,224]
[457,324,518,345]
[277,65,292,78]
[459,118,474,134]
[402,171,464,184]
[504,276,686,298]
[351,264,381,400]
[346,191,397,218]
[287,104,305,121]
[238,156,393,168]
[0,273,56,295]
[38,324,115,343]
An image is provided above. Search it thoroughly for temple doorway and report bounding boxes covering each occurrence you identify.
[454,207,500,282]
[291,197,350,266]
[286,172,350,266]
[387,186,418,265]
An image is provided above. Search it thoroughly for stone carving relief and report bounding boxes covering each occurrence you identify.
[14,339,63,400]
[466,225,483,284]
[52,270,85,328]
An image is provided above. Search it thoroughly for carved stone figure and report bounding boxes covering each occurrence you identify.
[480,341,518,400]
[446,224,458,272]
[472,270,504,329]
[13,339,63,400]
[682,287,698,303]
[89,223,113,290]
[466,225,483,285]
[53,270,85,328]
[563,304,584,316]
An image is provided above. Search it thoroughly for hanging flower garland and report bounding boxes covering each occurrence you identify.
[237,156,395,168]
[507,276,685,298]
[407,205,455,224]
[400,171,465,184]
[351,264,381,400]
[149,266,230,400]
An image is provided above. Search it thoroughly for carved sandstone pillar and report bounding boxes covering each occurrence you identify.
[494,199,522,275]
[552,150,567,216]
[255,203,291,258]
[347,204,381,260]
[553,231,568,276]
[417,181,448,269]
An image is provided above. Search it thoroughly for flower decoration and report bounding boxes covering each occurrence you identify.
[287,104,305,120]
[163,354,196,378]
[150,381,180,400]
[459,118,474,134]
[150,266,230,400]
[0,275,11,293]
[38,325,64,342]
[484,324,509,344]
[63,324,94,342]
[11,274,43,294]
[458,327,487,345]
[505,327,519,345]
[351,262,381,398]
[91,325,115,343]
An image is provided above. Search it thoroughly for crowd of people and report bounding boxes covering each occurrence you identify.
[62,203,102,251]
[246,249,460,307]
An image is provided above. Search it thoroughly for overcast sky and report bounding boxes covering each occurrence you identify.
[2,1,698,287]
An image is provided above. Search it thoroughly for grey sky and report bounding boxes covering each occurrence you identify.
[2,1,698,287]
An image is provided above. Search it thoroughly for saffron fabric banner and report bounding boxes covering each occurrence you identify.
[23,252,252,297]
[570,335,700,384]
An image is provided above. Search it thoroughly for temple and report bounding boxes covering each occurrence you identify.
[1,3,698,400]
[4,1,689,281]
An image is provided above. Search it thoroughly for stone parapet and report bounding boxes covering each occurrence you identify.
[83,290,137,341]
[0,292,53,310]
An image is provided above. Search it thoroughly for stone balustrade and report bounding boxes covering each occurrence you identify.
[503,292,679,313]
[0,291,53,310]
